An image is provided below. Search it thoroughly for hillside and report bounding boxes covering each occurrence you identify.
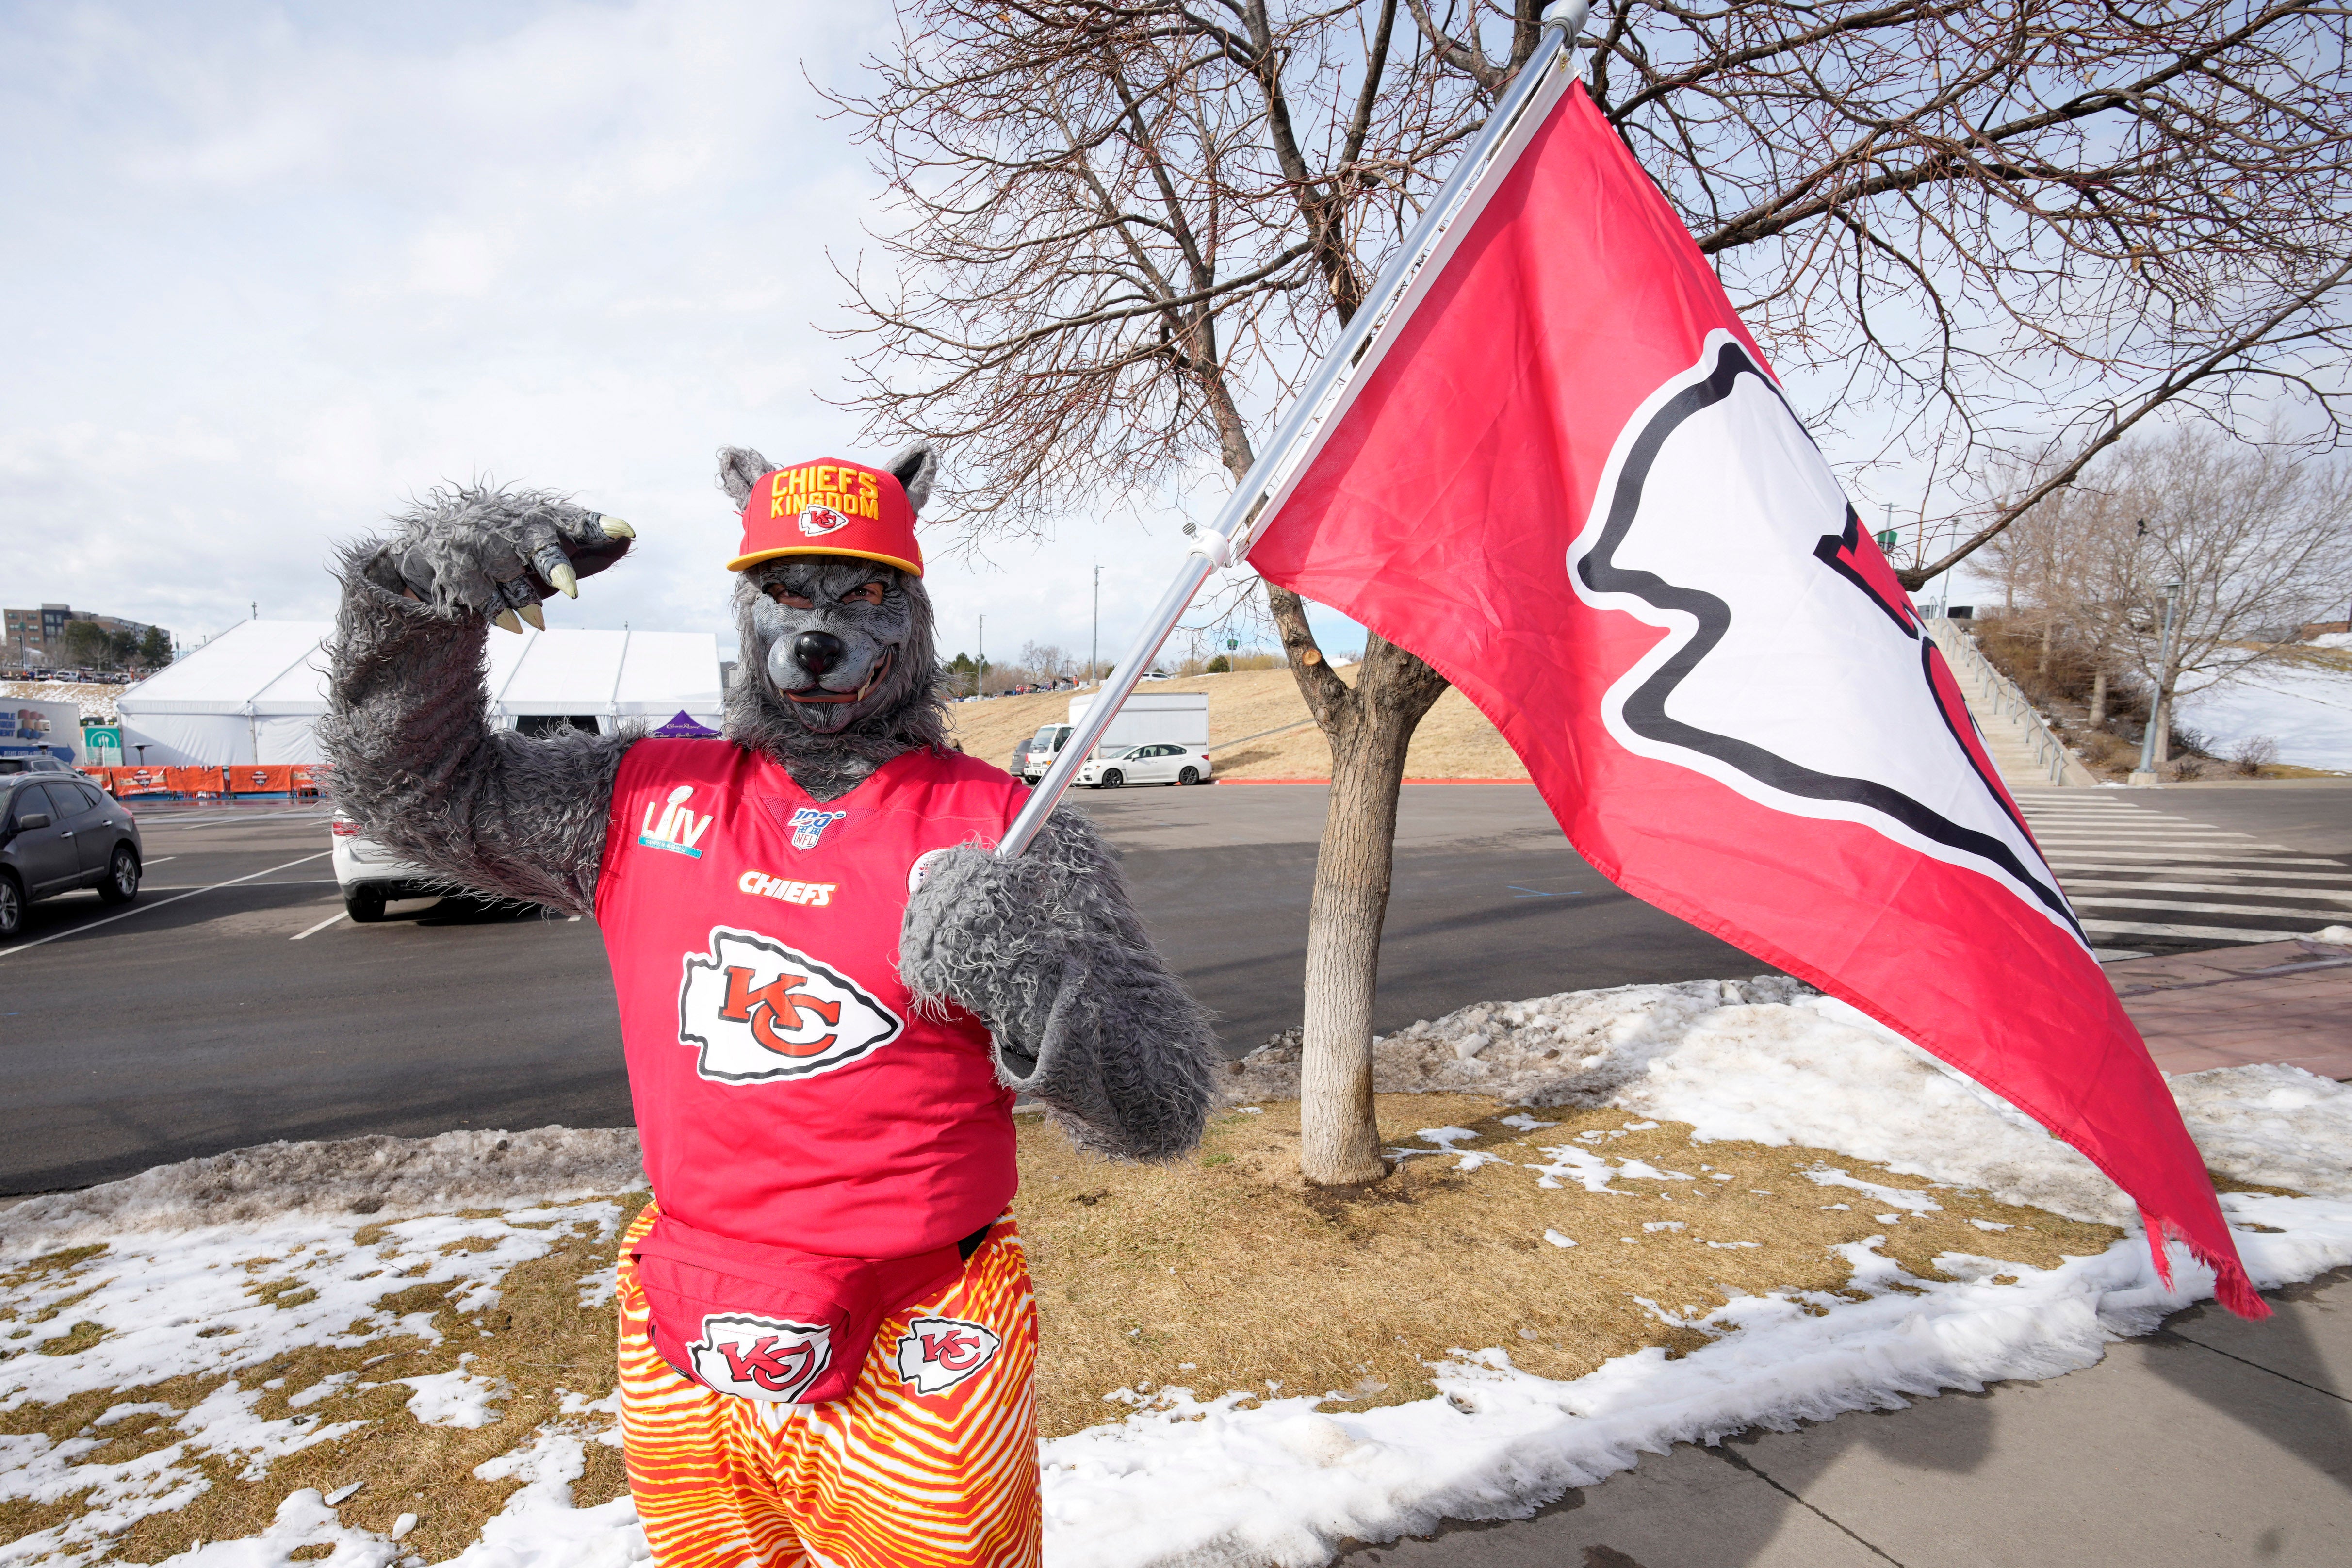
[945,665,1530,780]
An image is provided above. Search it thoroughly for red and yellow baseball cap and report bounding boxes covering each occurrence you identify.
[725,456,924,576]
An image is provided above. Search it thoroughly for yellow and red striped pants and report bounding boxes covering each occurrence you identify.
[615,1203,1042,1568]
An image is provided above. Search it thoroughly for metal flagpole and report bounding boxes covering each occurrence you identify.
[997,0,1591,859]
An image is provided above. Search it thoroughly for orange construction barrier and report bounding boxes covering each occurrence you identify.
[227,764,295,794]
[167,766,226,797]
[111,767,174,796]
[78,767,115,793]
[288,763,327,796]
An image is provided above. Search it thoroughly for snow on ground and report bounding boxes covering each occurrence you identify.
[8,986,2352,1568]
[2173,650,2352,770]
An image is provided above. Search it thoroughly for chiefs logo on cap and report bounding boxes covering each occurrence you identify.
[728,457,923,577]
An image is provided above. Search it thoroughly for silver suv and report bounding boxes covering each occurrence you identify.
[0,775,144,938]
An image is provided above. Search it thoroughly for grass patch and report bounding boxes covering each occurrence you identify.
[1011,1095,2124,1438]
[3,1105,2150,1558]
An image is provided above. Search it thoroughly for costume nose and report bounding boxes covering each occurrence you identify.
[794,631,846,677]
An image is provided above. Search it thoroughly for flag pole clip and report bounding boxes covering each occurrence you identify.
[1182,523,1237,569]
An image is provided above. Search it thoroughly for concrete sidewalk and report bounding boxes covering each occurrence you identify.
[1341,1269,2351,1568]
[2109,936,2352,1080]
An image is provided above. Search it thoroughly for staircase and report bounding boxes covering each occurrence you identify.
[1924,620,2098,791]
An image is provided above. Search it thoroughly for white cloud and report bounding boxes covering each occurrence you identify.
[0,0,1340,665]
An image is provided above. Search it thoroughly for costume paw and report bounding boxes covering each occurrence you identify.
[365,486,635,625]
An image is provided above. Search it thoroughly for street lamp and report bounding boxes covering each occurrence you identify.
[2134,578,2183,781]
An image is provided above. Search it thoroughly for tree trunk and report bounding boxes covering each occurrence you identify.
[1294,631,1445,1183]
[2153,686,2173,766]
[2088,667,2108,728]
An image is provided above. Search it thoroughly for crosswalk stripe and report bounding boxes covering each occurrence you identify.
[2043,852,2346,868]
[2062,879,2352,901]
[2080,917,2328,943]
[2047,863,2352,882]
[2070,895,2348,920]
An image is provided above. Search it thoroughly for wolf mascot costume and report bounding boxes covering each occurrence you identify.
[323,442,1217,1568]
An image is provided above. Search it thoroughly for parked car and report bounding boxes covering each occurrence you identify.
[1075,743,1214,788]
[0,755,75,776]
[0,774,143,937]
[330,814,443,922]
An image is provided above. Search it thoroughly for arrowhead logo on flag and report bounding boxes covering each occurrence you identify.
[1246,65,2262,1315]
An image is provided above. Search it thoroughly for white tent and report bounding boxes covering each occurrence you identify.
[117,620,723,767]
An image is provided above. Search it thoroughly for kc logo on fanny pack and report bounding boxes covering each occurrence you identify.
[892,1315,1002,1396]
[678,927,903,1083]
[688,1312,833,1403]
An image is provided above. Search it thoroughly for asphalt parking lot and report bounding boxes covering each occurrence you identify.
[12,779,2339,1196]
[0,784,1771,1194]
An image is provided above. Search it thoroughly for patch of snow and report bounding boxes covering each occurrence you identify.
[1801,1167,1943,1212]
[2174,653,2352,771]
[1036,1192,2352,1568]
[0,1127,643,1247]
[398,1356,510,1429]
[1542,1231,1577,1249]
[0,1174,625,1565]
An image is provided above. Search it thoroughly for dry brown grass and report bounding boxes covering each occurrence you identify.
[8,1106,2138,1557]
[1,1199,645,1565]
[1013,1097,2121,1439]
[945,668,1528,782]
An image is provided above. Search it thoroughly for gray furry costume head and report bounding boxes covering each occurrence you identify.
[716,443,951,800]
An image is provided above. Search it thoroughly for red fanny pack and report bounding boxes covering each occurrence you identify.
[630,1212,964,1405]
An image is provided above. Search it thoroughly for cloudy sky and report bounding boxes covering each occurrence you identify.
[1,0,1323,669]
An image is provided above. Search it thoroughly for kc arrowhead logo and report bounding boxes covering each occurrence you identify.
[1567,328,2077,945]
[688,1313,832,1403]
[678,926,902,1083]
[798,505,851,538]
[892,1315,1002,1396]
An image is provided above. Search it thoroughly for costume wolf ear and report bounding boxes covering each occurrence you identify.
[885,442,938,516]
[716,446,774,506]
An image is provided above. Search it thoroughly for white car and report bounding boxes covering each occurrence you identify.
[330,814,443,922]
[1076,743,1214,788]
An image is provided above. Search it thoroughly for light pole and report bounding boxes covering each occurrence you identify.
[977,614,985,699]
[2133,578,2183,784]
[1091,565,1100,686]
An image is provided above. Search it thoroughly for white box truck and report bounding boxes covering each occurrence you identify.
[1020,691,1209,784]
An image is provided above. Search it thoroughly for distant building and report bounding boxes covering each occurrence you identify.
[3,603,167,670]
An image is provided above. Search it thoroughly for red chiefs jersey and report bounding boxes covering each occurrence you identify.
[594,740,1028,1260]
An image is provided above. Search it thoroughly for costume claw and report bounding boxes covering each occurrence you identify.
[520,602,546,631]
[600,516,636,539]
[494,609,523,634]
[550,562,579,599]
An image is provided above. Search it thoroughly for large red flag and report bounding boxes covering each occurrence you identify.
[1246,70,2262,1314]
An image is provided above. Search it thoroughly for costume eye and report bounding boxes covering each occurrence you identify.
[763,584,814,610]
[842,581,887,606]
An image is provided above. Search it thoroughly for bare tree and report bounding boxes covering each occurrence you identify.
[1542,0,2352,588]
[2092,429,2352,765]
[834,0,2352,1182]
[834,0,1524,1183]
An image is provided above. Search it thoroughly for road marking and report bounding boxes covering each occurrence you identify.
[291,910,349,941]
[2061,879,2352,902]
[0,850,334,960]
[2043,852,2346,868]
[2080,918,2322,943]
[144,856,176,866]
[2070,895,2351,920]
